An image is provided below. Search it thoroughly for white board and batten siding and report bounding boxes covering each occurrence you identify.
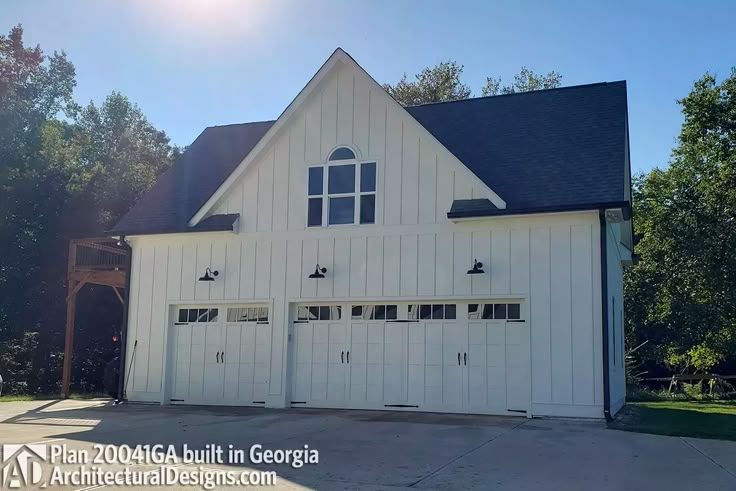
[122,58,609,418]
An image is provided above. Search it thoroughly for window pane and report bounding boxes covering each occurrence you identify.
[328,164,355,194]
[308,198,323,227]
[360,195,375,224]
[508,304,521,319]
[375,305,386,320]
[386,305,398,320]
[328,197,355,225]
[331,306,342,320]
[351,306,363,319]
[179,310,188,322]
[258,307,269,322]
[208,309,218,322]
[188,309,198,322]
[482,304,494,319]
[420,305,432,320]
[297,306,309,321]
[408,305,419,320]
[468,304,479,320]
[319,306,330,320]
[494,304,507,320]
[362,305,374,320]
[197,309,209,322]
[444,305,456,319]
[328,147,356,161]
[432,304,444,319]
[308,167,323,195]
[360,162,376,192]
[308,306,319,320]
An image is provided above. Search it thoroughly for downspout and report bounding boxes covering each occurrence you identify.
[599,211,612,421]
[116,236,133,404]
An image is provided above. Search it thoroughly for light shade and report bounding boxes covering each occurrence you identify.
[467,259,484,275]
[198,267,219,281]
[309,264,327,279]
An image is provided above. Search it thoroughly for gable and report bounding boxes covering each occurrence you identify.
[207,56,504,232]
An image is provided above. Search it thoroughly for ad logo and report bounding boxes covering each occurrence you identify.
[2,444,46,488]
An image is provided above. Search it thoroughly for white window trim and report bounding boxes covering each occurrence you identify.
[307,158,377,227]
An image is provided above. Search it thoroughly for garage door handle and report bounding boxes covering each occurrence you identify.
[347,351,350,363]
[464,352,467,365]
[221,351,225,363]
[341,351,344,364]
[457,352,461,365]
[216,352,220,363]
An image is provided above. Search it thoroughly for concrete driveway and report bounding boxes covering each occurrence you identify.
[0,400,734,490]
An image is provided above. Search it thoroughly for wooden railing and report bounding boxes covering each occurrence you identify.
[71,237,128,271]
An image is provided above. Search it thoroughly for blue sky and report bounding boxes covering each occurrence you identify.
[3,0,735,173]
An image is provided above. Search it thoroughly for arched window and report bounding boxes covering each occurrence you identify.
[307,147,376,227]
[328,146,356,161]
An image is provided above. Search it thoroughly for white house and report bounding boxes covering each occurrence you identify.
[111,49,633,419]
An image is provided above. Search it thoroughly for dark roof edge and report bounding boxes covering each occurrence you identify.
[447,201,631,220]
[108,214,240,237]
[407,80,627,109]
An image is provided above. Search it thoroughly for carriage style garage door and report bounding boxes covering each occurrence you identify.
[170,305,271,406]
[289,302,530,415]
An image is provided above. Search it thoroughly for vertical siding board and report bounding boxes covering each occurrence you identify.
[417,234,436,296]
[333,237,351,297]
[209,241,226,300]
[180,243,197,301]
[226,181,244,215]
[368,90,385,163]
[435,158,454,223]
[273,134,290,232]
[285,239,303,299]
[453,170,473,199]
[550,226,573,404]
[242,171,259,233]
[418,139,437,224]
[301,239,319,298]
[223,239,241,300]
[317,238,335,298]
[530,227,552,404]
[384,107,402,226]
[288,113,306,231]
[255,240,272,298]
[592,223,604,406]
[240,239,257,299]
[337,67,353,145]
[269,239,288,395]
[321,75,338,159]
[400,127,419,225]
[453,232,471,296]
[125,246,142,391]
[571,224,595,405]
[194,243,211,300]
[257,152,275,232]
[471,231,492,295]
[366,236,384,296]
[350,237,367,297]
[353,73,370,156]
[400,235,418,296]
[304,95,322,164]
[382,236,401,296]
[133,245,155,392]
[435,233,453,296]
[510,229,530,295]
[166,243,183,301]
[147,244,169,392]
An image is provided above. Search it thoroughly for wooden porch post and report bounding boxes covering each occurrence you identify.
[62,241,77,398]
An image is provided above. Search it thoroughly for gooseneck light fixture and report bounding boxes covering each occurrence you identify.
[198,267,219,282]
[308,264,327,279]
[467,259,484,275]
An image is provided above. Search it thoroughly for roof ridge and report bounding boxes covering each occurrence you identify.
[207,120,276,129]
[406,80,627,109]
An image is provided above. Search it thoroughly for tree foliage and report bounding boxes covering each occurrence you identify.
[625,69,736,375]
[383,60,563,106]
[0,26,179,394]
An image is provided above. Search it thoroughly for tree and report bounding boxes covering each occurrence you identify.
[383,61,563,106]
[383,61,471,106]
[482,67,563,96]
[625,68,736,375]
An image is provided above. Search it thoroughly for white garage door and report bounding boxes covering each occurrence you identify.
[170,305,271,406]
[289,302,530,415]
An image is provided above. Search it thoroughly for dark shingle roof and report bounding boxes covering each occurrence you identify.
[112,82,628,234]
[405,81,628,212]
[111,121,274,235]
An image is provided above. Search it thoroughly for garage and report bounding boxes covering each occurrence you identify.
[289,302,530,416]
[169,305,271,406]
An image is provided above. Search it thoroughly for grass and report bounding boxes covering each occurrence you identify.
[611,400,736,441]
[0,393,111,402]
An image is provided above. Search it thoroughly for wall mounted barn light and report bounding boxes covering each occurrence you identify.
[308,264,327,279]
[467,259,485,275]
[198,267,219,282]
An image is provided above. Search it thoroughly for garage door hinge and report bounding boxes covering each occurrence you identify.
[384,404,419,408]
[507,409,527,413]
[252,401,265,404]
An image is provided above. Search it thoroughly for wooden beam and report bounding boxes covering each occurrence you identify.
[69,270,126,288]
[112,287,124,305]
[62,278,77,398]
[65,272,90,303]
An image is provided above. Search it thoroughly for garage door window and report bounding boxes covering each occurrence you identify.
[177,308,218,324]
[227,307,270,323]
[351,305,398,320]
[297,305,342,321]
[468,303,521,320]
[408,304,457,320]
